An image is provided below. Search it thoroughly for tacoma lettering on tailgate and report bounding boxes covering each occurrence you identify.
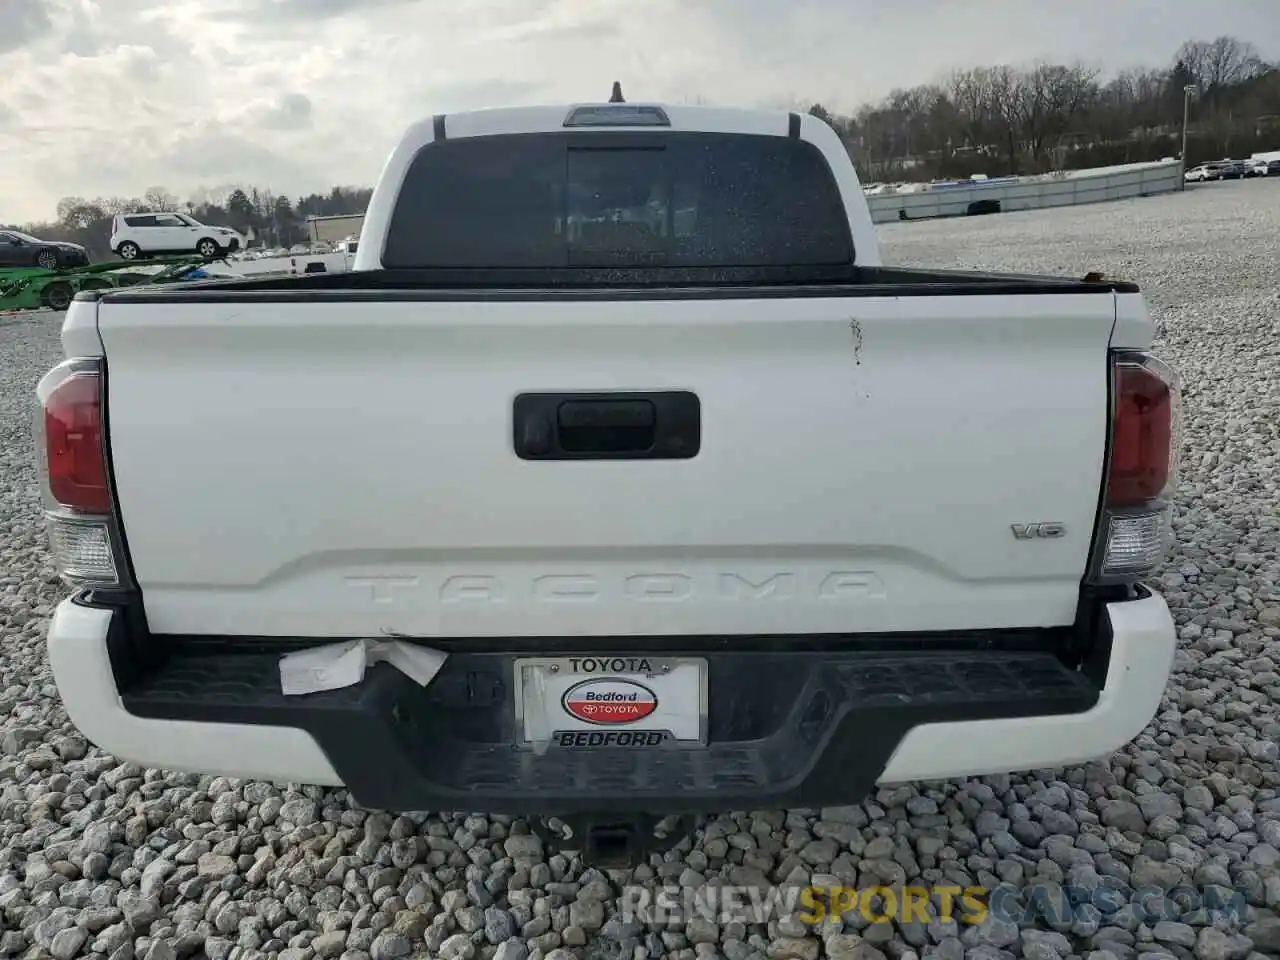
[347,571,886,605]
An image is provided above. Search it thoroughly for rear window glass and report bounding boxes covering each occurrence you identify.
[383,132,854,269]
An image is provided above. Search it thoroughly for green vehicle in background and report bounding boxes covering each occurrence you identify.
[0,255,222,313]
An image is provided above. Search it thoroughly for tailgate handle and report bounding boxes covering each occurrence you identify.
[558,399,655,430]
[513,391,700,460]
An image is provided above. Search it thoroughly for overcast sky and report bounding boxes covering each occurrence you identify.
[2,0,1278,224]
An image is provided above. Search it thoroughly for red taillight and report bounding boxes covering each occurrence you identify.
[1090,351,1181,583]
[44,371,110,513]
[35,357,125,587]
[1107,359,1175,507]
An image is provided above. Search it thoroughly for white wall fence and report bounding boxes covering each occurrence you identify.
[866,160,1185,224]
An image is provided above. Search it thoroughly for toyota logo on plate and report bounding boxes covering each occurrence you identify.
[561,678,658,725]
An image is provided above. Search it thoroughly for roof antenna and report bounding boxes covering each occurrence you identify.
[609,81,625,103]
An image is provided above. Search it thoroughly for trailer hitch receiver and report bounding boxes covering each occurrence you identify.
[531,813,695,868]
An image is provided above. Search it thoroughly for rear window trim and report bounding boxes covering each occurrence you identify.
[381,130,857,273]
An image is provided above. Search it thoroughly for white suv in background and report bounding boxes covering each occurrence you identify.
[110,213,247,260]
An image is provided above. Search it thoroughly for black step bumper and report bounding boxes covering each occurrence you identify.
[97,592,1119,814]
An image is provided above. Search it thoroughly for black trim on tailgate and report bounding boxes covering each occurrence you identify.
[81,591,1117,814]
[88,265,1138,304]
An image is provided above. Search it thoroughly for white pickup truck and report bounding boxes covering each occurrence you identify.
[288,237,359,276]
[38,97,1180,866]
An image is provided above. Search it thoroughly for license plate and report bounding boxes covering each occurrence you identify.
[513,656,708,748]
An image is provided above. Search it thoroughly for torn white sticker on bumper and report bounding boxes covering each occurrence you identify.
[278,639,447,696]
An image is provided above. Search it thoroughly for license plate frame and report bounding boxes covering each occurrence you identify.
[513,656,709,748]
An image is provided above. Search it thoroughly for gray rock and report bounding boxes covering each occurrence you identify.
[142,940,176,960]
[139,857,175,898]
[1192,927,1252,960]
[484,907,515,944]
[196,853,238,879]
[313,931,348,959]
[1132,856,1185,889]
[493,941,529,960]
[370,932,412,960]
[49,927,89,960]
[568,899,604,931]
[1243,918,1280,953]
[686,918,718,945]
[504,835,543,860]
[1021,930,1071,957]
[960,917,1020,950]
[1101,801,1147,834]
[765,938,820,960]
[1152,922,1196,949]
[1183,786,1215,813]
[279,798,318,823]
[826,936,887,960]
[1136,794,1182,821]
[439,933,478,960]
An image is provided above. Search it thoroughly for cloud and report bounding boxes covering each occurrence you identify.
[1,0,1278,223]
[0,0,54,54]
[250,93,314,131]
[156,122,322,184]
[226,0,424,18]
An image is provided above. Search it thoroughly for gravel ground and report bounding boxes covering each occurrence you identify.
[2,177,1279,960]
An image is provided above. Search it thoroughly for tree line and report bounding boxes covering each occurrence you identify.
[814,34,1279,182]
[4,34,1278,259]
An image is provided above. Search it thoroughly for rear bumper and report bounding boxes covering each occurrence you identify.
[48,589,1176,812]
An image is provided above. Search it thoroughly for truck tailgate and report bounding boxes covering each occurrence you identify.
[98,291,1115,637]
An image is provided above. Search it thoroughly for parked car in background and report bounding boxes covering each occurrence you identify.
[1246,158,1280,177]
[1185,161,1243,182]
[110,213,247,260]
[0,230,90,269]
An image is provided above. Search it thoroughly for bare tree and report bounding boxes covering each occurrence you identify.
[947,67,997,151]
[142,187,178,212]
[980,66,1025,172]
[1017,63,1100,164]
[1178,36,1264,95]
